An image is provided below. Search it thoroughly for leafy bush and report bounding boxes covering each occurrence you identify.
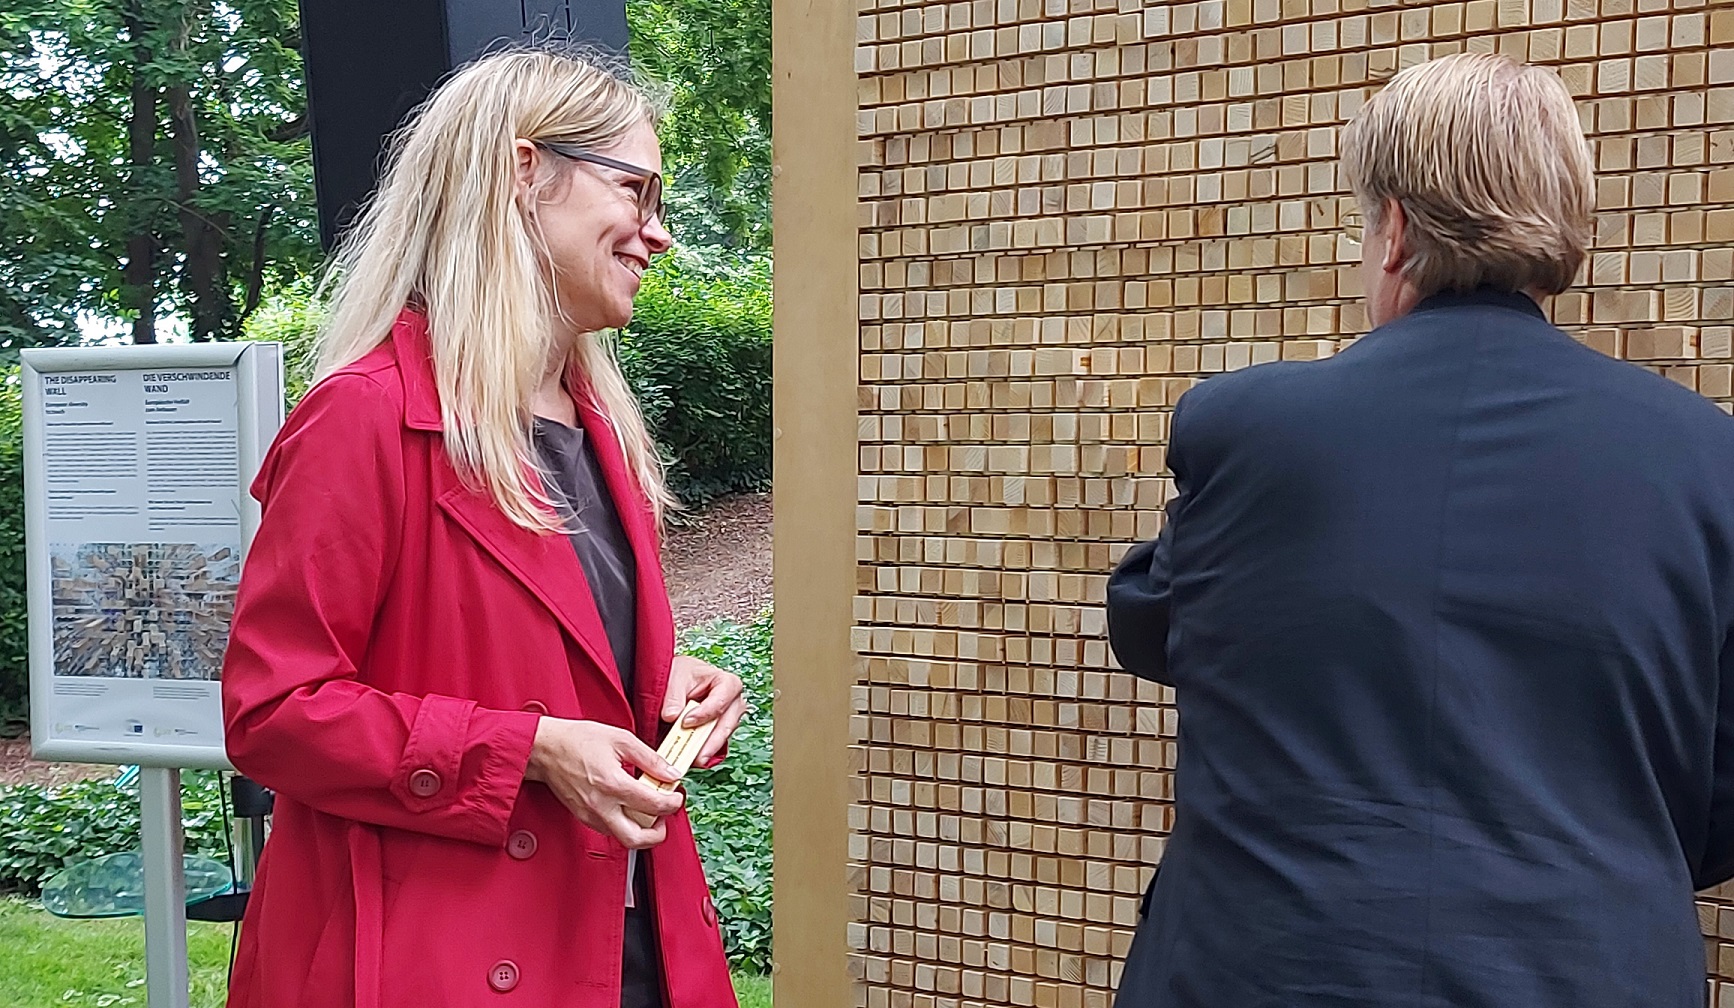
[620,246,772,507]
[239,279,322,404]
[679,611,773,974]
[0,369,24,731]
[0,771,230,895]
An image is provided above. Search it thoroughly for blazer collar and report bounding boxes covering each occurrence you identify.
[1413,286,1547,321]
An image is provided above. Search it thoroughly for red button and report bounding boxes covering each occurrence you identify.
[488,959,519,993]
[408,769,442,798]
[702,895,717,928]
[506,830,537,860]
[521,700,549,715]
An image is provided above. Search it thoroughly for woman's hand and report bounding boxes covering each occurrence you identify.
[525,718,684,848]
[661,656,748,763]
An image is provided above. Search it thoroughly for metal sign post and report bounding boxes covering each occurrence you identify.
[140,768,190,1008]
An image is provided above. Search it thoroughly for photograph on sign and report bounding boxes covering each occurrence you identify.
[23,345,282,768]
[50,542,239,680]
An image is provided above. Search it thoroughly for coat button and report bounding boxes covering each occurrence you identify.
[506,830,538,860]
[702,895,717,928]
[408,768,442,798]
[488,959,519,992]
[521,700,549,715]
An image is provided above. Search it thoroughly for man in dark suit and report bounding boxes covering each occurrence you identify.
[1107,52,1734,1008]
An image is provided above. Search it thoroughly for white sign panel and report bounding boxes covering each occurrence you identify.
[23,344,283,769]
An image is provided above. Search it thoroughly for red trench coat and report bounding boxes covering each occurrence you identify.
[220,310,737,1008]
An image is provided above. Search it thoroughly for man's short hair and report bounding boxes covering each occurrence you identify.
[1340,52,1595,298]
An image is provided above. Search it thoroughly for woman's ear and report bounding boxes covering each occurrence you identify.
[513,139,540,194]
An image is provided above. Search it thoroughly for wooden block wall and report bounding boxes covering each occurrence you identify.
[848,0,1734,1005]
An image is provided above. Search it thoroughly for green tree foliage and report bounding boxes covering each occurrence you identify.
[0,0,769,352]
[0,0,317,357]
[628,0,770,249]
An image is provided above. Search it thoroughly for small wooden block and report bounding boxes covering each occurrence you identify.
[627,701,720,828]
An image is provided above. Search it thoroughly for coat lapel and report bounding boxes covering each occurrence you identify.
[574,396,674,742]
[389,310,631,715]
[433,467,630,711]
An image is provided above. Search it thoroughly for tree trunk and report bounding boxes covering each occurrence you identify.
[166,2,229,343]
[0,288,48,350]
[233,205,273,336]
[121,4,157,345]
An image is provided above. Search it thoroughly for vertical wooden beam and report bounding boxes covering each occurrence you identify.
[771,0,858,1003]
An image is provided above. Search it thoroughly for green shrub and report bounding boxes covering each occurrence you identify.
[0,369,24,731]
[0,771,230,895]
[620,246,772,507]
[679,611,773,974]
[239,279,322,403]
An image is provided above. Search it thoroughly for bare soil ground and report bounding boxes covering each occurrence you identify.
[0,493,774,789]
[0,740,108,788]
[665,492,773,628]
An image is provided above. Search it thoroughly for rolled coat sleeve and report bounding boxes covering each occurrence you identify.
[1107,529,1177,685]
[221,372,538,848]
[1107,392,1198,687]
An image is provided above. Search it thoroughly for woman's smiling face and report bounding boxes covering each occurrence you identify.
[520,123,672,332]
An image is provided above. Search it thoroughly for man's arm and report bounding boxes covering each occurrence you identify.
[1107,387,1205,687]
[1695,633,1734,890]
[1107,522,1177,685]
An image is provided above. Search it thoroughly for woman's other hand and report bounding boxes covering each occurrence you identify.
[661,656,748,763]
[525,718,684,848]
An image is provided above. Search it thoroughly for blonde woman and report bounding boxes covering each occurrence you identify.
[1108,53,1734,1006]
[221,47,745,1008]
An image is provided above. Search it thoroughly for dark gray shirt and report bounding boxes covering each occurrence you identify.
[531,417,638,694]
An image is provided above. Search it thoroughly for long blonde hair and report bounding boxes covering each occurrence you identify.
[314,45,674,531]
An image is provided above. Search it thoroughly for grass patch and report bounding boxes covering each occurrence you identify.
[0,897,770,1006]
[0,897,231,1007]
[734,972,772,1008]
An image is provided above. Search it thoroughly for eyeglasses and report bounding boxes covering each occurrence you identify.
[533,141,666,225]
[1342,206,1365,245]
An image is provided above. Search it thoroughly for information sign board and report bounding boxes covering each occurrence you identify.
[22,344,283,769]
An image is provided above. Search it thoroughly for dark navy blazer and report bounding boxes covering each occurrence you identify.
[1108,289,1734,1007]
